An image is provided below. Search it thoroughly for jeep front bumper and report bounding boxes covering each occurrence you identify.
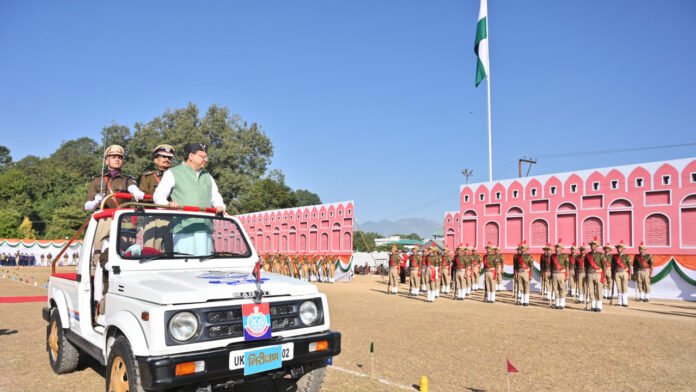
[137,330,341,390]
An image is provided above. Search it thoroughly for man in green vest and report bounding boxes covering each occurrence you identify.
[153,143,226,256]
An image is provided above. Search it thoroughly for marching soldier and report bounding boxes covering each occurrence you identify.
[602,243,614,300]
[516,243,533,306]
[440,247,452,296]
[634,243,654,302]
[585,239,606,312]
[471,247,482,291]
[550,242,570,309]
[481,245,498,303]
[612,242,631,307]
[138,144,176,196]
[387,245,401,294]
[409,245,422,296]
[540,244,552,299]
[568,244,577,297]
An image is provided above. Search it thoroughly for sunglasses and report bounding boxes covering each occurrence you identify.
[156,154,173,160]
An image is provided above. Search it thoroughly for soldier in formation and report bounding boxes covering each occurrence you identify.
[602,243,614,300]
[481,244,499,303]
[550,242,570,309]
[612,242,631,307]
[387,245,401,294]
[515,243,533,306]
[408,245,422,296]
[540,244,552,300]
[634,243,654,302]
[440,247,452,296]
[585,239,606,312]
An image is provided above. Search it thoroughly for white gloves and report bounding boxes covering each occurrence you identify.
[84,194,105,211]
[128,185,146,201]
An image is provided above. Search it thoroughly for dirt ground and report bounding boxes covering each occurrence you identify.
[1,267,695,391]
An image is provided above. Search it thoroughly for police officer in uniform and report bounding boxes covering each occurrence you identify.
[585,239,606,312]
[86,145,143,211]
[540,244,552,300]
[602,243,614,300]
[387,244,400,294]
[550,242,570,309]
[575,245,587,303]
[440,247,452,296]
[612,242,631,307]
[408,245,421,296]
[431,247,442,298]
[138,144,176,196]
[568,244,577,297]
[471,247,482,291]
[481,245,498,303]
[516,243,533,306]
[453,246,467,300]
[633,243,654,302]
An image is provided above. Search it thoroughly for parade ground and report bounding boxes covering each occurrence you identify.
[1,268,695,391]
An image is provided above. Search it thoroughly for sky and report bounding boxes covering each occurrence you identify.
[1,1,695,225]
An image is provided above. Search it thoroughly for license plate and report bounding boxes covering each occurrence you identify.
[229,343,294,375]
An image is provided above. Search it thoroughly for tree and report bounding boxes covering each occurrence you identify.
[294,189,321,207]
[0,208,22,238]
[18,216,36,239]
[48,137,101,179]
[101,124,132,152]
[236,170,298,214]
[0,145,12,170]
[352,231,383,252]
[395,233,422,241]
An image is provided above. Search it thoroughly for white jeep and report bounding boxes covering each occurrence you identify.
[44,200,341,391]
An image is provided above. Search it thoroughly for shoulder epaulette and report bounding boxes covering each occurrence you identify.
[142,171,154,176]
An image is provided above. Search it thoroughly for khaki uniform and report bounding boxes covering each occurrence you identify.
[387,251,401,294]
[440,252,452,295]
[575,253,586,302]
[515,253,534,306]
[568,253,577,295]
[424,252,440,302]
[431,252,442,296]
[409,253,422,295]
[602,251,614,299]
[585,250,606,311]
[550,253,570,308]
[453,252,467,300]
[633,253,653,302]
[612,252,632,306]
[471,253,482,290]
[481,252,498,302]
[138,170,166,197]
[540,253,551,298]
[495,254,504,289]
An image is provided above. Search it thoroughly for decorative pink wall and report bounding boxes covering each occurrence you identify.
[233,201,354,256]
[444,158,696,255]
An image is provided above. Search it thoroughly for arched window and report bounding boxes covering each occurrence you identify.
[645,214,669,246]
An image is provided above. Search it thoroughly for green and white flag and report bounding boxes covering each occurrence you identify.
[474,0,489,87]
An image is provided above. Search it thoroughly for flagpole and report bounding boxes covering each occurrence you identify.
[486,6,493,183]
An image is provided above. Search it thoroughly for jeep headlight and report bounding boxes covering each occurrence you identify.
[299,301,319,325]
[169,311,199,341]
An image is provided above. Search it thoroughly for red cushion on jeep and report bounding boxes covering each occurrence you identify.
[141,247,160,256]
[52,273,78,281]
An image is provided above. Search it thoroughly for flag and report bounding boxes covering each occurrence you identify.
[474,0,489,87]
[370,342,374,353]
[506,359,519,373]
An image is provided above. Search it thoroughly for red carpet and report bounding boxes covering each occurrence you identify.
[0,296,47,303]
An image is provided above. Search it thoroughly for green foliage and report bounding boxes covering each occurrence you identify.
[294,189,322,207]
[0,209,22,238]
[394,233,422,240]
[236,170,298,213]
[0,145,12,170]
[18,217,36,239]
[352,231,383,252]
[0,103,320,239]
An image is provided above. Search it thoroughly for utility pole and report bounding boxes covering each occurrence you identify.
[461,169,474,184]
[518,157,537,178]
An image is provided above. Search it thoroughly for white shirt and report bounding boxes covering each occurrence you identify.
[153,168,226,209]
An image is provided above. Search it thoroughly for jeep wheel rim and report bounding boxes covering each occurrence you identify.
[110,356,129,392]
[49,321,59,360]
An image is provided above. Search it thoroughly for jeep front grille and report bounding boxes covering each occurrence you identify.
[164,299,324,346]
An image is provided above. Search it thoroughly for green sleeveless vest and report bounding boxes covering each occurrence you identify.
[170,164,214,208]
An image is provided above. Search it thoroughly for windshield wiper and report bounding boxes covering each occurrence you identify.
[139,251,195,264]
[199,251,245,262]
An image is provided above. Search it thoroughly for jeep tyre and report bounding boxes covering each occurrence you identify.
[106,336,144,392]
[293,360,327,392]
[47,308,80,374]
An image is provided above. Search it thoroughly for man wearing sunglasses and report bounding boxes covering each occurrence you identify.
[138,144,176,196]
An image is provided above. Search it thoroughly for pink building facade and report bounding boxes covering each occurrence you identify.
[234,201,355,257]
[444,158,696,256]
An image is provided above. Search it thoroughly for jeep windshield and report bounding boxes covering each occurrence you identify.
[116,212,252,261]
